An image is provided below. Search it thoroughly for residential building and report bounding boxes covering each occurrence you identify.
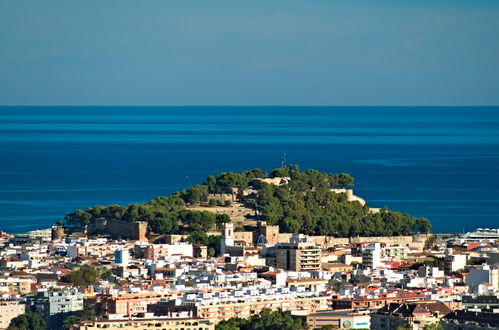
[29,289,84,319]
[466,265,499,294]
[331,293,427,311]
[98,293,174,316]
[143,243,193,260]
[442,309,499,330]
[383,244,409,259]
[361,243,382,269]
[275,234,321,271]
[0,276,34,294]
[77,316,214,330]
[306,310,370,329]
[192,293,331,323]
[0,300,25,329]
[444,249,467,274]
[371,302,452,329]
[114,249,129,266]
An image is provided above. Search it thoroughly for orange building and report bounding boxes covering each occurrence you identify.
[98,292,178,315]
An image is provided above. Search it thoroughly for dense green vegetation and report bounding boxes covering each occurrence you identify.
[62,304,97,330]
[410,255,444,270]
[423,323,444,330]
[215,308,307,330]
[63,166,430,239]
[253,169,429,236]
[8,312,46,330]
[62,267,111,287]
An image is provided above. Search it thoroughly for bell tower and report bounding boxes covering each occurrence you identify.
[221,222,235,255]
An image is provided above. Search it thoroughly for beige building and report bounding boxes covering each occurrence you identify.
[0,300,26,329]
[196,294,331,323]
[78,317,214,330]
[322,263,353,273]
[307,310,371,329]
[371,302,452,329]
[275,234,321,271]
[0,277,34,294]
[383,244,409,259]
[98,292,176,316]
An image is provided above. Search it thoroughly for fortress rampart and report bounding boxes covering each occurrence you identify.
[87,218,148,241]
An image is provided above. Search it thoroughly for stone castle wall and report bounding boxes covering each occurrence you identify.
[311,234,429,250]
[234,231,253,244]
[88,218,148,241]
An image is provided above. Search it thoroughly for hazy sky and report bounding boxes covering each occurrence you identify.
[1,0,498,106]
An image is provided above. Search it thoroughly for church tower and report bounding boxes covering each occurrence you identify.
[221,222,235,256]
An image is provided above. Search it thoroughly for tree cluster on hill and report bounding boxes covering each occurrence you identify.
[253,168,430,236]
[215,308,307,330]
[62,166,430,240]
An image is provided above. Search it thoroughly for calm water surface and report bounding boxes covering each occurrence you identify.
[1,106,498,233]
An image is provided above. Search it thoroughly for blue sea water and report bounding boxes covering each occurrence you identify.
[0,106,498,234]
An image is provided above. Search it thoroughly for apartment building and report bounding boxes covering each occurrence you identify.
[466,264,499,294]
[0,276,34,294]
[371,302,452,329]
[98,292,177,315]
[331,293,427,310]
[360,243,382,269]
[0,300,25,329]
[77,316,214,330]
[383,244,409,259]
[275,234,321,271]
[444,249,467,274]
[143,243,194,260]
[29,289,84,319]
[306,310,371,329]
[194,294,331,323]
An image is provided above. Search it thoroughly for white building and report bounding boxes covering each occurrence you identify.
[115,249,130,266]
[361,243,382,269]
[221,223,235,256]
[466,264,499,294]
[448,228,499,244]
[418,266,444,278]
[444,249,467,273]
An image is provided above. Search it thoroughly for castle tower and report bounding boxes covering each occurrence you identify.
[132,221,148,242]
[259,225,280,245]
[51,226,65,240]
[221,222,235,256]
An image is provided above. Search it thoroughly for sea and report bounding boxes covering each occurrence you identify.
[0,106,498,234]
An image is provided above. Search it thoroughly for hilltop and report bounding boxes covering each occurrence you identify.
[62,165,431,244]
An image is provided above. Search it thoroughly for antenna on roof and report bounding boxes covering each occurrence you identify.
[281,151,287,168]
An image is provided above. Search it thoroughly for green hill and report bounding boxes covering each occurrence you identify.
[63,165,431,239]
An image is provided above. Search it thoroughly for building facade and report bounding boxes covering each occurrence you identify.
[275,234,321,271]
[0,300,25,329]
[30,289,84,319]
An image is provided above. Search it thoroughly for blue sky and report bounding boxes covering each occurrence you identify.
[1,0,498,105]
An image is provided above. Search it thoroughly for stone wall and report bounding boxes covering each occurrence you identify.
[308,234,429,250]
[164,234,190,244]
[207,193,234,202]
[310,236,350,246]
[234,231,253,244]
[268,231,429,250]
[87,218,148,241]
[277,233,293,242]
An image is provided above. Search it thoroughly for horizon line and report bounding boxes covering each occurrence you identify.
[1,105,499,108]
